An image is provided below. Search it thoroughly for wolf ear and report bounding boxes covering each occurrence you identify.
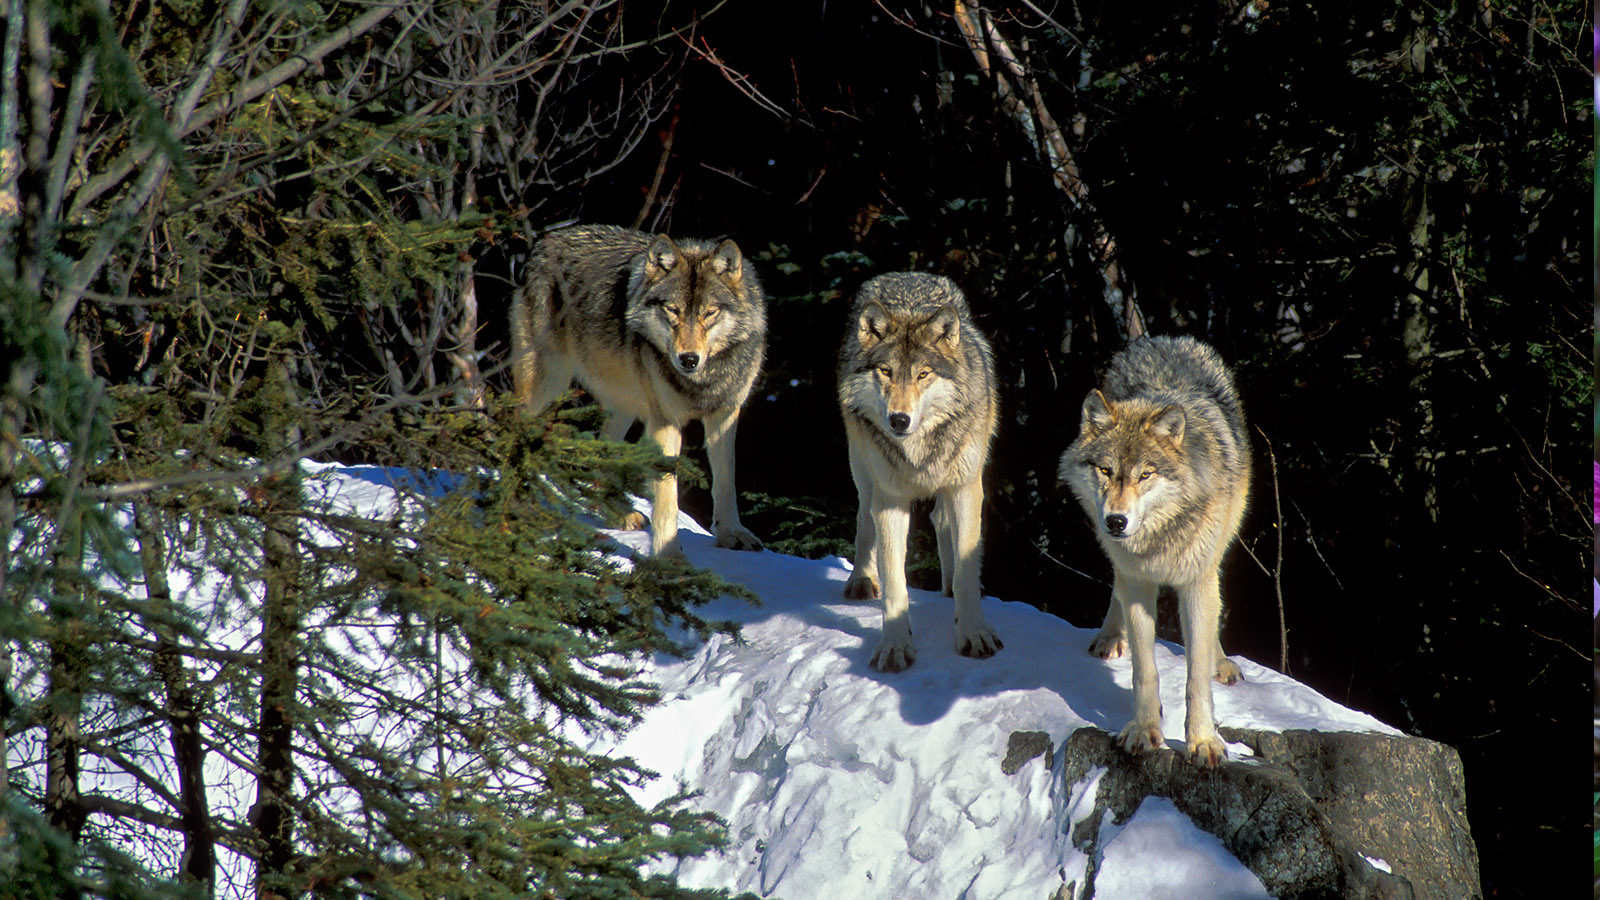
[858,301,892,349]
[1148,404,1186,444]
[644,235,680,279]
[710,239,744,283]
[1081,390,1116,433]
[925,305,961,350]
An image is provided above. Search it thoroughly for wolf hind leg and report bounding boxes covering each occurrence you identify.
[1114,574,1165,755]
[702,406,762,551]
[842,451,879,600]
[1088,600,1128,660]
[1212,638,1242,685]
[601,413,636,442]
[510,275,575,415]
[945,479,1001,659]
[1177,574,1227,768]
[596,414,652,531]
[931,495,954,597]
[1092,592,1239,684]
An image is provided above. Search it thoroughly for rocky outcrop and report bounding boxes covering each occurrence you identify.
[1040,727,1481,900]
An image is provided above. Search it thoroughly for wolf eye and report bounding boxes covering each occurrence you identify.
[1137,469,1155,482]
[1092,464,1112,478]
[701,306,721,322]
[916,369,931,381]
[876,365,892,378]
[664,305,682,319]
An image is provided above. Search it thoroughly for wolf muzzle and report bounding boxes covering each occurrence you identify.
[887,412,912,434]
[676,352,701,374]
[1103,514,1129,538]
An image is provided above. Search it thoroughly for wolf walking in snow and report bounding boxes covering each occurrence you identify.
[837,272,1003,672]
[1059,335,1251,767]
[510,223,766,559]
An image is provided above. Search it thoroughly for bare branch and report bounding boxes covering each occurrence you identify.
[951,0,1143,339]
[68,1,404,220]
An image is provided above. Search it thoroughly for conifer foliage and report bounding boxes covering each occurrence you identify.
[1,1,758,898]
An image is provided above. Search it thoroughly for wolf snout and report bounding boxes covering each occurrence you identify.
[1103,514,1129,537]
[676,352,701,373]
[887,412,912,434]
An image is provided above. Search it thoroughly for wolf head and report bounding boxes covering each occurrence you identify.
[847,300,965,438]
[628,235,763,380]
[1060,389,1189,550]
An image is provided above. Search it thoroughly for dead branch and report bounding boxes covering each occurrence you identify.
[951,0,1144,340]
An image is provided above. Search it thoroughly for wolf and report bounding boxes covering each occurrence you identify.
[510,223,766,559]
[1059,335,1251,768]
[837,272,1003,672]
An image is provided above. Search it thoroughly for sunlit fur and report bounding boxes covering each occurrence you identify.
[510,224,766,559]
[837,272,1002,672]
[1059,336,1251,768]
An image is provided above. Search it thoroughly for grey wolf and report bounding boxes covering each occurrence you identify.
[510,223,766,559]
[837,272,1003,672]
[1059,335,1251,767]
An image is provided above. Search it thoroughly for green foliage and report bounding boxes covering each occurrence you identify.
[0,793,204,900]
[266,402,760,898]
[5,1,763,894]
[740,492,853,561]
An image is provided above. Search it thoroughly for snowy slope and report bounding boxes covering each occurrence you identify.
[30,461,1401,900]
[587,506,1399,900]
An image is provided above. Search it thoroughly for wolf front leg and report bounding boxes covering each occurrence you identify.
[646,419,687,561]
[842,451,880,600]
[702,406,762,551]
[868,496,916,672]
[1178,575,1227,768]
[1113,573,1166,755]
[943,479,1001,659]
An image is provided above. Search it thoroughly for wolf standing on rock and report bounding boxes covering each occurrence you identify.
[510,224,766,559]
[837,272,1003,673]
[1060,335,1251,768]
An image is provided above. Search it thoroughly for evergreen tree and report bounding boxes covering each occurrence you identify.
[3,2,760,898]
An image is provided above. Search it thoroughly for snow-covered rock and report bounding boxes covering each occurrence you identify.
[591,518,1429,900]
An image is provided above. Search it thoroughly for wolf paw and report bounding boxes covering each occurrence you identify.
[1116,722,1167,756]
[1214,657,1242,685]
[954,624,1002,659]
[869,636,917,672]
[653,540,689,563]
[713,523,763,551]
[1088,628,1127,660]
[1185,734,1227,769]
[842,573,879,600]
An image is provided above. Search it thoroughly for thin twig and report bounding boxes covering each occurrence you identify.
[1259,426,1288,674]
[631,108,679,230]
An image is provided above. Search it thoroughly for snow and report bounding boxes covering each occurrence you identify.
[40,462,1403,899]
[582,496,1399,900]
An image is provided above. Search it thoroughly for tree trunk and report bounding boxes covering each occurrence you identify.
[44,508,87,842]
[251,353,304,899]
[136,501,216,895]
[950,0,1144,343]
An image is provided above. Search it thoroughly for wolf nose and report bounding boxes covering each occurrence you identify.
[677,352,701,372]
[887,412,911,433]
[1103,514,1128,536]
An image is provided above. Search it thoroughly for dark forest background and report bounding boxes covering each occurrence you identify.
[1,1,1587,898]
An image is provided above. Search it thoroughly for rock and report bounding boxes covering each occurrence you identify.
[1042,727,1481,900]
[1001,730,1054,775]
